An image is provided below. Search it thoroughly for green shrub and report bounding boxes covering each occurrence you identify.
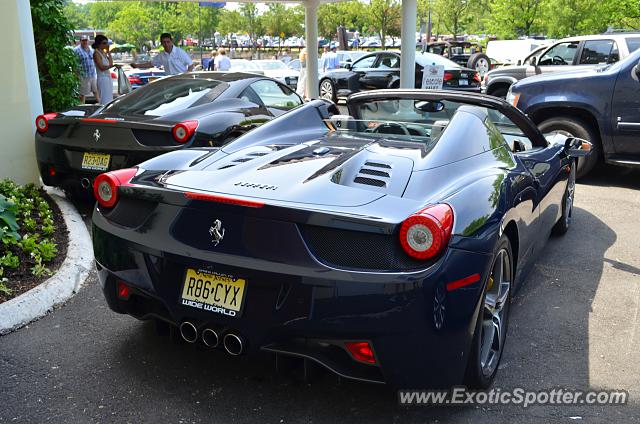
[31,0,79,111]
[0,194,20,243]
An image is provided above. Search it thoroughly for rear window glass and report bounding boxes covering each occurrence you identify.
[626,37,640,53]
[103,78,228,116]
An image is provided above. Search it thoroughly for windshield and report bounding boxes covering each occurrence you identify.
[230,60,259,71]
[415,53,461,68]
[102,78,228,116]
[332,98,522,147]
[254,61,288,70]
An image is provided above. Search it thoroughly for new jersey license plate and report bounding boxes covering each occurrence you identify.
[180,268,246,317]
[81,152,110,171]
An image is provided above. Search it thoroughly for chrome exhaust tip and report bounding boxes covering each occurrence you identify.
[202,328,220,348]
[223,333,244,356]
[80,178,91,189]
[179,321,198,344]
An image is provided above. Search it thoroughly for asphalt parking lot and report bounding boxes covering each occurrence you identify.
[1,165,639,423]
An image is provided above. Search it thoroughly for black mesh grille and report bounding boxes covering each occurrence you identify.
[359,168,390,177]
[45,124,67,138]
[365,161,391,169]
[132,129,175,146]
[354,176,386,187]
[102,197,157,228]
[299,225,431,271]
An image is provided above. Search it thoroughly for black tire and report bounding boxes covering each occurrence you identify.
[538,117,600,179]
[552,162,576,236]
[465,234,513,389]
[467,53,491,76]
[319,79,336,102]
[488,85,509,99]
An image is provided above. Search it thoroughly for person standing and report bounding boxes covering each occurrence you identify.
[323,46,340,72]
[320,46,330,73]
[132,33,193,75]
[214,48,231,71]
[207,50,218,71]
[74,35,98,104]
[296,48,307,100]
[92,35,117,105]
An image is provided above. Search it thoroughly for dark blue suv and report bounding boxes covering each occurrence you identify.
[508,48,640,177]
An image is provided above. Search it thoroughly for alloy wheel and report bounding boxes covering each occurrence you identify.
[479,248,511,377]
[320,80,334,101]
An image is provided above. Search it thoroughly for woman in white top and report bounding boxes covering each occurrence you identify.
[296,48,307,100]
[92,35,117,105]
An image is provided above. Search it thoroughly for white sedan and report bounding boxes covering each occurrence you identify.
[252,60,299,89]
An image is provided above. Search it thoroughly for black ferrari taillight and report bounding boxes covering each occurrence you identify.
[35,113,58,134]
[172,120,199,143]
[399,204,453,260]
[93,168,138,208]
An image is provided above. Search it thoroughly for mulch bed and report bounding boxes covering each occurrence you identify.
[0,190,69,303]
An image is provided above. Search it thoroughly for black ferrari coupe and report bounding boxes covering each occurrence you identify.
[35,72,303,196]
[319,51,482,102]
[92,90,590,389]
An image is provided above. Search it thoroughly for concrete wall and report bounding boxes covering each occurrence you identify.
[0,0,42,184]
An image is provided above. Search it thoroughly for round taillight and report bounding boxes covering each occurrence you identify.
[35,113,57,134]
[171,120,199,143]
[399,204,453,260]
[93,168,138,208]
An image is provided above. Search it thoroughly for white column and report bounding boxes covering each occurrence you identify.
[0,0,42,184]
[304,0,319,99]
[400,0,417,89]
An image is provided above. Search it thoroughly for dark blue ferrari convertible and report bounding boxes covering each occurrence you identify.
[91,90,590,389]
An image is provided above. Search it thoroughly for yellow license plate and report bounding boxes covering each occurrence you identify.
[180,269,246,317]
[81,152,110,171]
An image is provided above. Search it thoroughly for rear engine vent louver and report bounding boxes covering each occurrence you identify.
[359,168,390,178]
[217,152,266,170]
[354,177,386,187]
[364,161,392,169]
[353,161,392,188]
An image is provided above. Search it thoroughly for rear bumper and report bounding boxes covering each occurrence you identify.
[35,135,162,191]
[93,217,494,388]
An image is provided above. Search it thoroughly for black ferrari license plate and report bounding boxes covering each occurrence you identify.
[180,268,246,317]
[81,152,110,171]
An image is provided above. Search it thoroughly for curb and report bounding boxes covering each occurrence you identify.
[0,188,94,335]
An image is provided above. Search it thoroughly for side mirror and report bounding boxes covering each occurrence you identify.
[516,60,522,66]
[530,56,537,67]
[345,63,352,71]
[634,59,640,78]
[564,137,592,157]
[414,100,445,113]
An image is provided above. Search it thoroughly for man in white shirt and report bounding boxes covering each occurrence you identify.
[213,48,231,71]
[132,33,193,75]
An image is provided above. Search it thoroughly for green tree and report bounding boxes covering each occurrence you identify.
[433,0,476,39]
[107,3,155,49]
[239,3,263,43]
[486,0,546,38]
[218,9,244,37]
[318,2,369,39]
[62,0,90,29]
[367,0,401,48]
[263,4,303,47]
[87,1,123,31]
[31,0,78,111]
